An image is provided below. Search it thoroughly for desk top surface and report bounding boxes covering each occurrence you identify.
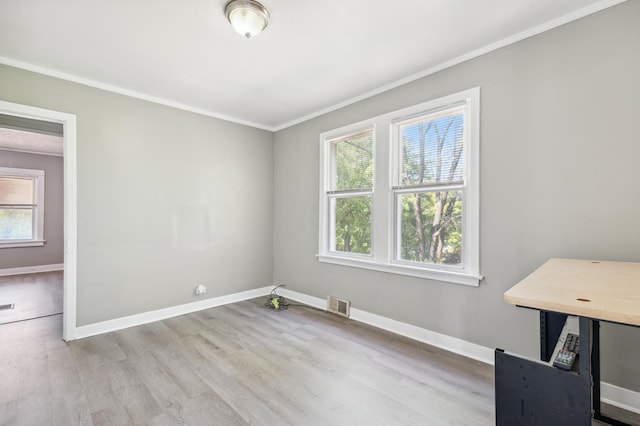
[504,258,640,326]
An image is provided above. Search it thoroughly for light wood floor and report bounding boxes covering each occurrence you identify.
[2,296,636,425]
[0,272,63,325]
[0,298,496,425]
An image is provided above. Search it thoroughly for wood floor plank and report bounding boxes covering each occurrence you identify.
[14,394,53,424]
[126,350,190,415]
[50,392,93,426]
[90,402,133,426]
[112,382,163,424]
[178,341,289,425]
[0,399,18,425]
[180,391,249,426]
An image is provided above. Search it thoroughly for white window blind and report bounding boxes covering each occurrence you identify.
[396,104,466,188]
[328,129,374,192]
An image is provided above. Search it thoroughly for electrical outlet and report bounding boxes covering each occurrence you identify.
[195,284,207,295]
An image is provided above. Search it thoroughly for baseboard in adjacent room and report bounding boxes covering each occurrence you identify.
[0,263,64,277]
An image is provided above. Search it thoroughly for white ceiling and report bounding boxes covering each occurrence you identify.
[0,0,625,131]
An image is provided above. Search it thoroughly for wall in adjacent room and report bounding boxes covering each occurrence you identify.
[0,149,63,269]
[273,1,640,390]
[0,64,274,326]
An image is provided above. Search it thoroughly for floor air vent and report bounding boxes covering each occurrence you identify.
[327,296,350,318]
[0,303,15,310]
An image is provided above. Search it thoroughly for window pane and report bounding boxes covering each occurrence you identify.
[331,195,371,255]
[0,177,34,204]
[0,208,33,240]
[398,191,462,265]
[330,131,373,191]
[400,110,464,186]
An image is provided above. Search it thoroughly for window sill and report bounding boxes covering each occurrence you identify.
[317,254,482,287]
[0,240,45,249]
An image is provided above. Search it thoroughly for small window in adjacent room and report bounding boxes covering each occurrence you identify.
[0,167,45,248]
[319,88,481,286]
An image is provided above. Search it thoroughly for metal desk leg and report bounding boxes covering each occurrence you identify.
[591,319,601,418]
[579,317,592,378]
[588,320,630,426]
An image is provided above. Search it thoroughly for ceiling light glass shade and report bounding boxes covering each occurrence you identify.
[225,0,270,39]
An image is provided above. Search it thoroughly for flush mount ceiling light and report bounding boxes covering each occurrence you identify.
[225,0,270,39]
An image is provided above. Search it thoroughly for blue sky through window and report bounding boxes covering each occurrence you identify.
[401,112,464,186]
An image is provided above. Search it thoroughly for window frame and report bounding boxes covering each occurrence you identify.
[318,88,481,286]
[0,166,46,248]
[320,125,376,260]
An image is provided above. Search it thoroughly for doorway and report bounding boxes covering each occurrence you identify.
[0,100,77,340]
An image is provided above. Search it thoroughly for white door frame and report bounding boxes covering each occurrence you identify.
[0,100,77,341]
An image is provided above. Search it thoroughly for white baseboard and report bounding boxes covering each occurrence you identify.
[602,383,640,414]
[75,286,272,340]
[278,288,493,364]
[0,263,64,277]
[277,287,640,414]
[350,307,494,364]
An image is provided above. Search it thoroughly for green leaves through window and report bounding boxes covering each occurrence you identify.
[327,129,373,256]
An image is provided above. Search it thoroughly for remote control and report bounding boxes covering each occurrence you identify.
[563,333,580,355]
[553,350,577,371]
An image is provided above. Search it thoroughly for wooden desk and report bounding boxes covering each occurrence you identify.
[505,258,640,326]
[499,258,640,425]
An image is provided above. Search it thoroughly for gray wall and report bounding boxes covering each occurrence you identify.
[0,150,64,269]
[0,64,274,326]
[273,1,640,390]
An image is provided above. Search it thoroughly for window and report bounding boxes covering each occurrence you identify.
[0,167,45,248]
[325,128,374,256]
[319,88,481,286]
[393,104,466,267]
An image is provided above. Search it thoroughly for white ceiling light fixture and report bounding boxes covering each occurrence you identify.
[225,0,270,39]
